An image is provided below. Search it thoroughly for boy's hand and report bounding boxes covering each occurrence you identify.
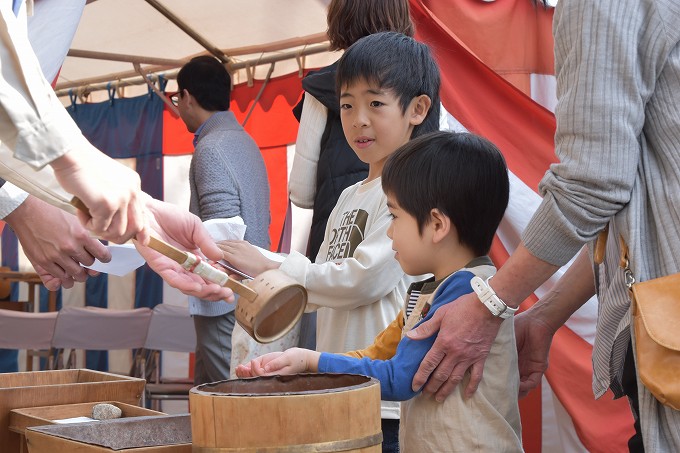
[235,352,285,378]
[235,348,321,378]
[216,240,280,277]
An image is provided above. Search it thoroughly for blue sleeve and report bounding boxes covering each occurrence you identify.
[318,271,476,401]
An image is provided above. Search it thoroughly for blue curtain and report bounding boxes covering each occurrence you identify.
[71,93,165,370]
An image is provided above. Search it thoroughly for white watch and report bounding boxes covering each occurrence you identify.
[470,276,518,319]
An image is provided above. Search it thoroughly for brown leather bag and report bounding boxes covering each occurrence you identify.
[595,228,680,409]
[630,273,680,410]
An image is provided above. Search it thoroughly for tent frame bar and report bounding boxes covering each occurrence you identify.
[144,0,230,64]
[56,32,329,92]
[67,49,185,67]
[54,42,330,98]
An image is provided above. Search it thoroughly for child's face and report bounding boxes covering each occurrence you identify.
[386,194,430,276]
[339,79,417,178]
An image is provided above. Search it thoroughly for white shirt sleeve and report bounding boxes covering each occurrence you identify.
[279,200,405,312]
[0,3,91,169]
[288,94,327,209]
[0,181,28,219]
[0,3,88,214]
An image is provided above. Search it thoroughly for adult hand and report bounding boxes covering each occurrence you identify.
[4,195,111,290]
[407,292,503,401]
[515,309,554,398]
[217,240,280,276]
[135,197,234,302]
[50,143,149,244]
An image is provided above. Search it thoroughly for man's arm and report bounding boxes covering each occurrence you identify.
[3,193,111,290]
[0,5,147,243]
[515,247,595,397]
[408,244,558,400]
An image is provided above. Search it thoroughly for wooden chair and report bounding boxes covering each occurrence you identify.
[50,306,152,372]
[131,304,196,410]
[0,309,58,370]
[0,266,30,313]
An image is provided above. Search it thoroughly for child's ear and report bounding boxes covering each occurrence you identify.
[429,208,451,244]
[409,95,432,126]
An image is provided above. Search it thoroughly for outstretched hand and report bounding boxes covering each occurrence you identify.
[407,292,503,401]
[135,197,234,302]
[217,240,280,277]
[235,348,321,378]
[235,352,286,378]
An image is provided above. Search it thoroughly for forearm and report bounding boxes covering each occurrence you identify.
[488,243,559,310]
[280,249,405,310]
[524,247,595,332]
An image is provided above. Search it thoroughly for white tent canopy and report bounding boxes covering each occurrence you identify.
[52,0,338,101]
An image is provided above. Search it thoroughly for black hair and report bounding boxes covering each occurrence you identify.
[335,32,441,138]
[382,131,509,256]
[176,56,231,111]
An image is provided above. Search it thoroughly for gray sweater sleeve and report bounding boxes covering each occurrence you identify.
[522,0,670,266]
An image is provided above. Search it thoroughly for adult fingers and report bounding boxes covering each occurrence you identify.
[407,306,444,341]
[519,373,542,398]
[412,343,448,392]
[429,362,472,402]
[83,238,111,265]
[463,360,486,399]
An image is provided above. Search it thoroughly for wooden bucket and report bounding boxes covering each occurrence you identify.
[190,373,382,452]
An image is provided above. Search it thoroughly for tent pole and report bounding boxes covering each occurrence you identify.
[54,43,330,98]
[68,49,185,67]
[241,63,275,127]
[144,0,230,64]
[55,34,329,91]
[133,63,180,116]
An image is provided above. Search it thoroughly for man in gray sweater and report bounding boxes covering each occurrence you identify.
[174,56,271,384]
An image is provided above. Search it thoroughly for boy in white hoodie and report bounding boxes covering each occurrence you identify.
[218,32,440,451]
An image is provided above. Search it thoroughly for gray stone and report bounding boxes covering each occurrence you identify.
[91,403,123,420]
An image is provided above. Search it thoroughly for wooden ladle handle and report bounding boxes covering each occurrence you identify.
[70,197,258,301]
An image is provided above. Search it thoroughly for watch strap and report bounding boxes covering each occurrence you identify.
[470,276,517,319]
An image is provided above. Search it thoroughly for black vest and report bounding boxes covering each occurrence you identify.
[293,62,368,260]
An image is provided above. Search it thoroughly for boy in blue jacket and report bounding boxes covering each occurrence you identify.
[236,131,523,452]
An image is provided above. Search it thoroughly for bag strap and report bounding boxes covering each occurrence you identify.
[594,224,635,289]
[594,224,609,265]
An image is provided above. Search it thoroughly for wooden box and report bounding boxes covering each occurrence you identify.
[24,414,191,453]
[0,369,145,453]
[9,402,165,453]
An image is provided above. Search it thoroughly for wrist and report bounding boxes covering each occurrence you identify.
[3,196,31,226]
[471,276,518,319]
[527,290,572,334]
[307,351,321,372]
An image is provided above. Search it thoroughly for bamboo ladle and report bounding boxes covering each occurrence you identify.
[71,198,307,343]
